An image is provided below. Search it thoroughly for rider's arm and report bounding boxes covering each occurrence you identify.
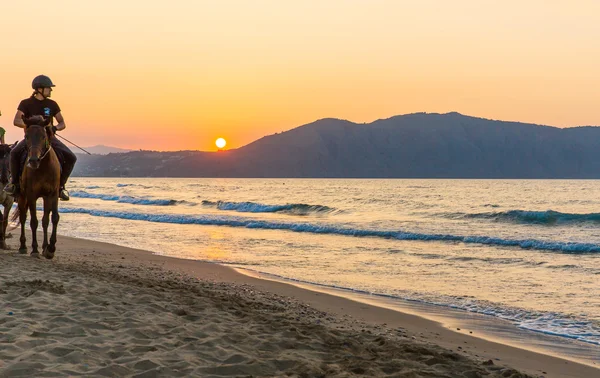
[13,110,26,129]
[54,112,66,131]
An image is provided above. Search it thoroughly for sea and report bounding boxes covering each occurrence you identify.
[34,178,600,362]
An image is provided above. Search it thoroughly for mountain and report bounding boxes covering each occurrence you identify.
[72,112,600,178]
[79,145,133,155]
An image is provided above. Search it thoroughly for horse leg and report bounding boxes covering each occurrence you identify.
[29,201,39,257]
[46,197,59,259]
[18,200,28,254]
[3,199,13,241]
[41,197,50,257]
[0,208,5,250]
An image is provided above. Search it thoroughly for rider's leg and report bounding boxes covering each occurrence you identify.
[50,137,77,201]
[4,140,27,195]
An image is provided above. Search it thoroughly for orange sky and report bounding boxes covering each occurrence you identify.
[1,1,599,151]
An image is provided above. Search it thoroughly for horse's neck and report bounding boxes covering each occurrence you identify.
[24,147,60,189]
[39,147,58,167]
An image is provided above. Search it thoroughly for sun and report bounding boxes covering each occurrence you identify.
[215,138,227,149]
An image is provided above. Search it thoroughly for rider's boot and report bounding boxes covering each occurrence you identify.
[59,186,70,201]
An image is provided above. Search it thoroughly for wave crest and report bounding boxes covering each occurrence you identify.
[202,200,336,215]
[451,209,600,225]
[71,191,178,206]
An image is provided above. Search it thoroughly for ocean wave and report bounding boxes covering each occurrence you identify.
[70,191,178,206]
[57,207,600,253]
[450,209,600,225]
[85,185,101,189]
[202,200,336,215]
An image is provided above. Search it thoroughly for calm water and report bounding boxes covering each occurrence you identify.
[44,179,600,348]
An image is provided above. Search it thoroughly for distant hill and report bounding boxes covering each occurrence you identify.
[72,112,600,178]
[79,145,132,155]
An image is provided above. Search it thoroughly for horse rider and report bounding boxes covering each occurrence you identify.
[3,75,76,201]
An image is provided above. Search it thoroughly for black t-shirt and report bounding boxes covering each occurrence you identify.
[17,97,61,120]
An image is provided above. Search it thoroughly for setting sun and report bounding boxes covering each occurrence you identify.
[215,138,227,149]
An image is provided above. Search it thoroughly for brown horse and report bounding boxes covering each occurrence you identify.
[0,143,16,249]
[12,122,61,259]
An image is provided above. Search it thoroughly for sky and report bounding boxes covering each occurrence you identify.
[0,1,599,151]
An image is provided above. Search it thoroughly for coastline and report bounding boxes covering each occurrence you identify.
[0,234,597,377]
[234,267,600,368]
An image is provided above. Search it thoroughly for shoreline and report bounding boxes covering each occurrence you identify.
[1,234,598,377]
[233,267,600,368]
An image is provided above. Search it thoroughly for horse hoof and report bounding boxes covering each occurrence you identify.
[42,249,55,260]
[30,252,40,259]
[0,242,9,250]
[19,248,27,254]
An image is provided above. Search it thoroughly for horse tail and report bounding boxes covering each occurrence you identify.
[11,193,25,225]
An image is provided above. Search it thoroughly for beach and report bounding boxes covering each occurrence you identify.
[0,235,595,377]
[3,0,600,375]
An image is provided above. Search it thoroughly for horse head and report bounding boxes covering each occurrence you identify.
[24,117,52,170]
[0,144,12,157]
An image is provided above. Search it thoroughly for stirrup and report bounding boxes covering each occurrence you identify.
[59,188,70,201]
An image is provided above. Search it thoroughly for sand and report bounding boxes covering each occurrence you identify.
[0,235,597,377]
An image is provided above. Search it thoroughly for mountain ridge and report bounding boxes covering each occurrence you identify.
[81,145,133,155]
[73,112,600,178]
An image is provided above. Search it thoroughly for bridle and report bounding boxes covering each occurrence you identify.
[38,137,52,162]
[26,126,53,166]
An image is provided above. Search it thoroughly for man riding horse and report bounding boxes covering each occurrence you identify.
[4,75,76,201]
